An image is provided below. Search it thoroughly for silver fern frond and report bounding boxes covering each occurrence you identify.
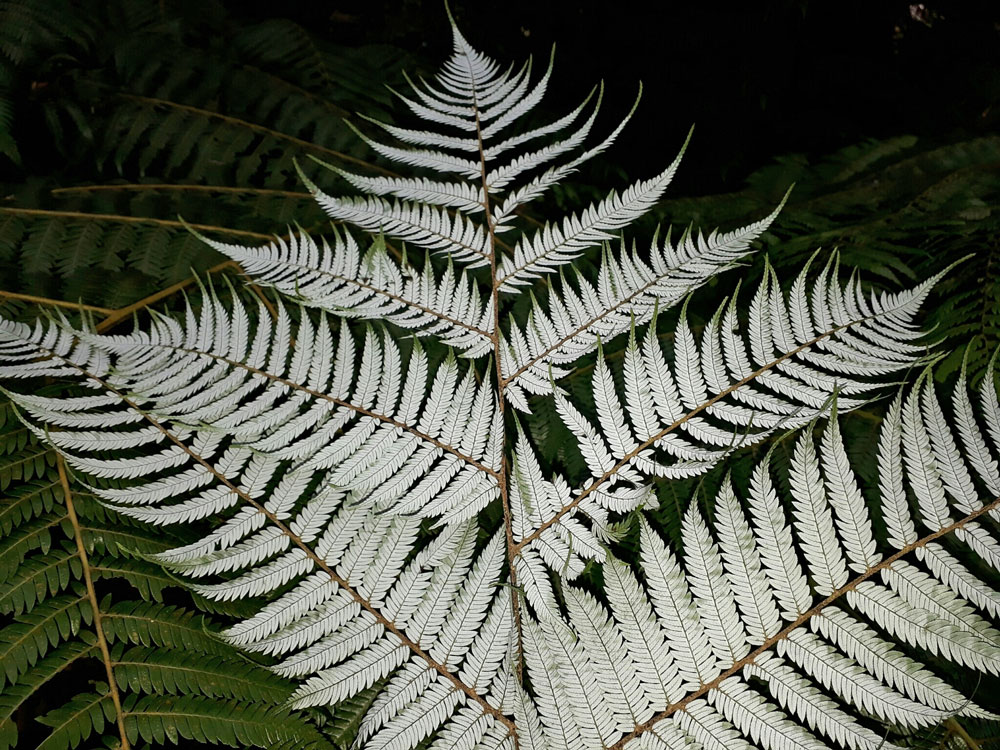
[0,10,995,750]
[532,373,1000,750]
[193,227,495,357]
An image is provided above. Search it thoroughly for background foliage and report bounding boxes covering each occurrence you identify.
[1,0,999,748]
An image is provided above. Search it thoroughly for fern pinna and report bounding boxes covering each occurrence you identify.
[2,10,1000,750]
[0,391,334,750]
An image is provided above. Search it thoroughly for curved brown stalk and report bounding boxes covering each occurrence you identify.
[57,456,131,750]
[468,60,524,700]
[946,718,983,750]
[119,94,397,177]
[95,260,278,333]
[0,291,115,315]
[96,260,239,333]
[0,207,273,240]
[52,184,312,200]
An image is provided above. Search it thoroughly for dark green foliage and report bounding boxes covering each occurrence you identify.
[0,0,412,308]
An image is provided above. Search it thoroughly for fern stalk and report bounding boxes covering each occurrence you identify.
[471,39,528,694]
[51,184,314,200]
[56,455,131,750]
[0,207,274,241]
[0,291,115,315]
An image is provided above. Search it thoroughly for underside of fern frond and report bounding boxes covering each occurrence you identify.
[1,9,998,750]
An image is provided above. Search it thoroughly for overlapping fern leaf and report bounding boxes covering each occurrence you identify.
[648,134,1000,381]
[1,10,999,750]
[0,395,335,750]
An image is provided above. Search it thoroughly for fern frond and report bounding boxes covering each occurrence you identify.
[530,365,1000,750]
[500,200,786,398]
[112,645,292,703]
[193,228,495,356]
[0,316,518,746]
[495,123,688,291]
[529,254,948,532]
[125,694,332,749]
[302,175,492,267]
[35,284,497,523]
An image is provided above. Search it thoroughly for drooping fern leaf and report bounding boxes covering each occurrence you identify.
[1,10,999,750]
[0,394,334,750]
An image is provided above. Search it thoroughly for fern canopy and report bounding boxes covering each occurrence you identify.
[2,8,1000,750]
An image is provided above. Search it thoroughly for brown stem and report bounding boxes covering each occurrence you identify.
[608,492,1000,749]
[0,290,115,315]
[471,65,524,693]
[57,456,131,750]
[96,261,238,333]
[51,184,312,199]
[0,207,273,241]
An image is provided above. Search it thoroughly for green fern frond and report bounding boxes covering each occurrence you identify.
[0,0,406,309]
[121,694,330,749]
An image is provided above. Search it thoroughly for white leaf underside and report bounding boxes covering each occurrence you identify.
[4,246,998,750]
[192,226,495,357]
[1,13,998,750]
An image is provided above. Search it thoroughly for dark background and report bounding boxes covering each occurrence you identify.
[229,0,1000,194]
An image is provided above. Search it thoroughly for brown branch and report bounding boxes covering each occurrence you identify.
[82,260,275,332]
[472,66,524,702]
[118,94,397,177]
[96,261,239,333]
[229,267,279,320]
[45,359,513,732]
[57,456,131,750]
[0,290,115,315]
[608,491,1000,749]
[0,207,274,241]
[52,184,312,200]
